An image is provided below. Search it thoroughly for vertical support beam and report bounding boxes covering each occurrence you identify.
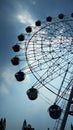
[60,87,73,130]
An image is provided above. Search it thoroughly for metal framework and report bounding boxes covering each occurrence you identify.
[11,13,73,130]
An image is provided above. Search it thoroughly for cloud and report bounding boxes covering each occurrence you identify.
[32,0,36,5]
[0,84,9,95]
[16,11,35,25]
[1,68,14,85]
[0,68,15,95]
[1,66,32,93]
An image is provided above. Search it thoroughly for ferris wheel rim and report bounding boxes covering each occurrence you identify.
[25,16,73,102]
[26,20,73,100]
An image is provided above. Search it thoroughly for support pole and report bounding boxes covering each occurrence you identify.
[60,87,73,130]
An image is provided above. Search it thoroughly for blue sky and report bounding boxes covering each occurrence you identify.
[0,0,73,130]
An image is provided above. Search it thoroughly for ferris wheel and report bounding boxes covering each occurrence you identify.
[11,13,73,130]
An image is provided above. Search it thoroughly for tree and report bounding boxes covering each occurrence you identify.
[0,118,6,130]
[71,123,73,130]
[22,120,35,130]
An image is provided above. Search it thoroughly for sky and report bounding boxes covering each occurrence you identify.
[0,0,73,130]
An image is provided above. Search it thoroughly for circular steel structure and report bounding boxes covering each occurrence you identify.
[11,13,73,123]
[25,13,73,102]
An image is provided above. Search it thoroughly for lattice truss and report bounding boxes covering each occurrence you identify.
[11,13,73,120]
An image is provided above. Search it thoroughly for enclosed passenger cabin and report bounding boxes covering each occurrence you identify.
[25,26,32,33]
[48,104,62,119]
[12,44,20,52]
[27,88,38,100]
[35,20,41,26]
[18,34,24,41]
[11,57,19,65]
[15,71,25,81]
